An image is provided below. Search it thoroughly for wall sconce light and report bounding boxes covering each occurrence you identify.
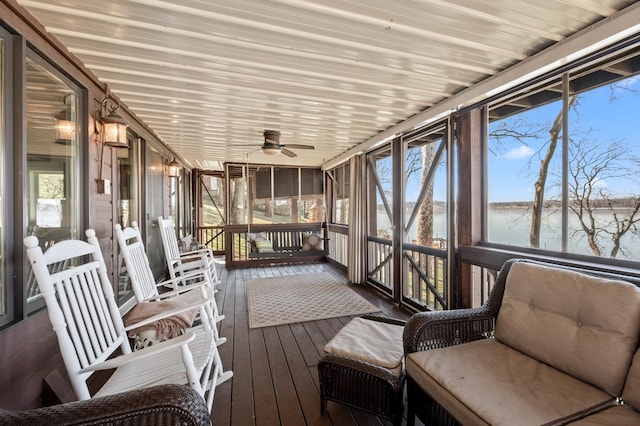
[96,95,128,148]
[54,93,76,145]
[167,158,180,177]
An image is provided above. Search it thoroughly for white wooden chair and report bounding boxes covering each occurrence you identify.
[157,216,223,288]
[115,223,226,345]
[24,229,231,410]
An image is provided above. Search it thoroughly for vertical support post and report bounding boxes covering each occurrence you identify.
[456,108,483,308]
[392,136,403,305]
[562,72,569,252]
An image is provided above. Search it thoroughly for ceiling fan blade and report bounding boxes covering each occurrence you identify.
[281,148,297,157]
[283,144,314,150]
[228,143,261,147]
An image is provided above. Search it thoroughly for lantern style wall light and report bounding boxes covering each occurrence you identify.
[54,93,76,145]
[96,94,128,148]
[167,158,180,177]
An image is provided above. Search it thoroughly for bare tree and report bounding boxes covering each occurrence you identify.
[416,143,436,246]
[568,140,640,258]
[38,174,65,199]
[229,178,243,224]
[529,96,577,247]
[489,96,578,247]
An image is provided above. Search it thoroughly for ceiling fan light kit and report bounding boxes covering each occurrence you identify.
[262,146,280,155]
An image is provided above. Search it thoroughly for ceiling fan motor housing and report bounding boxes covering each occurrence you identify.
[264,130,281,145]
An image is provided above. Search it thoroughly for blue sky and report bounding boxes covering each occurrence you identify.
[385,75,639,205]
[488,76,640,202]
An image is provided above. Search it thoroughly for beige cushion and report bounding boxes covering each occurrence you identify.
[323,317,404,377]
[495,262,640,395]
[406,339,614,426]
[302,233,323,250]
[622,349,640,408]
[566,405,640,425]
[254,239,274,253]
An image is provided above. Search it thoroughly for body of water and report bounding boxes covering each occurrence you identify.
[376,207,640,261]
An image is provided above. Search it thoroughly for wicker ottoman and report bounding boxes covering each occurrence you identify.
[318,315,406,426]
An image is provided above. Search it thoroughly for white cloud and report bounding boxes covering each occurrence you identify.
[503,145,534,160]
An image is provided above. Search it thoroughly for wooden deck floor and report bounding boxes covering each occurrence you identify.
[210,261,415,426]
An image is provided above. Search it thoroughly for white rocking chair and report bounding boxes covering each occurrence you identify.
[157,216,223,288]
[114,223,226,346]
[24,229,230,410]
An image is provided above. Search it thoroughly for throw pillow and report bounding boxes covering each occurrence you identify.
[302,233,323,250]
[247,231,268,242]
[254,238,274,253]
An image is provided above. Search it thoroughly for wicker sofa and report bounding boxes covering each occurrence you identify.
[404,258,640,426]
[0,384,211,426]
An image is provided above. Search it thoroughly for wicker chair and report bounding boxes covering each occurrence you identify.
[318,314,407,426]
[403,258,640,426]
[0,384,211,426]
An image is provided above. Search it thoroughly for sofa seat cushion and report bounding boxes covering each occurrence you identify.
[566,405,640,425]
[323,317,404,377]
[406,339,614,426]
[495,262,640,396]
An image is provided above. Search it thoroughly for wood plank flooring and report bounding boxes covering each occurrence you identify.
[210,261,416,426]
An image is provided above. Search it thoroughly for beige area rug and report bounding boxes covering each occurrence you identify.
[247,272,380,328]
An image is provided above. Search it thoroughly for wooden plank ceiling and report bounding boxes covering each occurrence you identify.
[17,0,638,170]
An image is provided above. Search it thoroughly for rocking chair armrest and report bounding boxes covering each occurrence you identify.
[179,247,214,257]
[147,281,212,300]
[172,252,209,264]
[403,307,496,355]
[80,333,196,373]
[124,299,209,331]
[155,269,211,287]
[170,260,209,276]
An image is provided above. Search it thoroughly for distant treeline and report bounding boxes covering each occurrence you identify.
[489,197,639,209]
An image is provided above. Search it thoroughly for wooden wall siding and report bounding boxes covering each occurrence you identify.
[0,1,176,409]
[0,311,61,409]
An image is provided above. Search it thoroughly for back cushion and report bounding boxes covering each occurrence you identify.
[495,262,640,396]
[622,349,640,407]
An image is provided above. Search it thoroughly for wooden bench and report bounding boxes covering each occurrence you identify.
[225,223,327,269]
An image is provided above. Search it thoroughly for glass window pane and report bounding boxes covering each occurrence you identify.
[228,165,247,225]
[405,136,447,248]
[369,148,393,239]
[487,93,563,250]
[25,56,80,308]
[565,72,640,261]
[201,175,225,226]
[116,135,139,303]
[333,163,349,225]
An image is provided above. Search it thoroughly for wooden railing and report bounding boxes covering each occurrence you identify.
[367,236,393,290]
[224,223,327,269]
[366,237,451,311]
[402,242,448,311]
[196,225,225,254]
[327,224,348,267]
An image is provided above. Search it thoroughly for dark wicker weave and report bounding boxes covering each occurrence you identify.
[0,384,211,426]
[318,314,407,426]
[403,258,640,426]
